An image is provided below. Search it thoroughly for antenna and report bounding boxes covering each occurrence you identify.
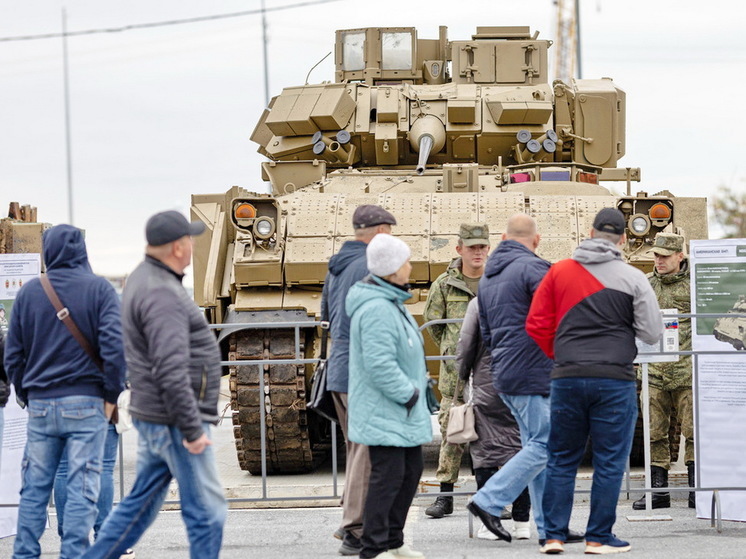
[305,51,332,85]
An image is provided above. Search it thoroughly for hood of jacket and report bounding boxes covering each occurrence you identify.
[43,224,92,272]
[653,258,689,285]
[328,240,367,276]
[346,275,412,317]
[572,237,622,265]
[484,239,537,278]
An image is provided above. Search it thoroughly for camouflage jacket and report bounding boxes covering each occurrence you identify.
[424,258,476,398]
[645,259,692,390]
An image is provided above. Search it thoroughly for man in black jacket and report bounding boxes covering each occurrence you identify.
[83,211,227,559]
[321,204,396,556]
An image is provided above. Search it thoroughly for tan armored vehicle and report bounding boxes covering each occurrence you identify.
[713,295,746,350]
[191,26,708,474]
[0,203,44,255]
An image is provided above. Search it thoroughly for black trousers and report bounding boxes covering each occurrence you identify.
[360,445,424,559]
[474,467,531,522]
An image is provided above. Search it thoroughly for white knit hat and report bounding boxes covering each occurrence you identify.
[366,234,411,277]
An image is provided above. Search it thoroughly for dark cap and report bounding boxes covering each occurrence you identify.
[459,223,490,246]
[146,210,206,246]
[352,205,397,230]
[648,233,685,256]
[592,208,626,235]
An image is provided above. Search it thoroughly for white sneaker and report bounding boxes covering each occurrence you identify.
[389,544,425,558]
[513,521,530,540]
[477,523,499,540]
[120,550,136,559]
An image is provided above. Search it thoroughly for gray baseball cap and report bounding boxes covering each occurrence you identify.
[146,211,205,246]
[352,205,397,230]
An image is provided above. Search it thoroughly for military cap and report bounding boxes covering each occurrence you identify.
[649,233,685,256]
[352,205,397,229]
[459,223,490,246]
[592,208,626,235]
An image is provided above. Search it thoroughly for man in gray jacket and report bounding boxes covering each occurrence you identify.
[83,211,227,559]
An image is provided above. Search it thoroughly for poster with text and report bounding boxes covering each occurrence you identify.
[0,253,40,538]
[690,239,746,521]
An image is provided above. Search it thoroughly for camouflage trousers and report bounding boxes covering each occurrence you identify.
[646,385,694,469]
[435,395,466,484]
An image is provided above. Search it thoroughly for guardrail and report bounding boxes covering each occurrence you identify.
[4,312,746,534]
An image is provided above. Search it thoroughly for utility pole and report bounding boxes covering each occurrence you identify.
[261,0,270,107]
[62,7,74,225]
[553,0,583,83]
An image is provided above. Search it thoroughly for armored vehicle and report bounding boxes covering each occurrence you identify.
[191,26,709,474]
[713,295,746,350]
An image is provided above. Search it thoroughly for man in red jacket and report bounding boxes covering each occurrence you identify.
[526,208,662,555]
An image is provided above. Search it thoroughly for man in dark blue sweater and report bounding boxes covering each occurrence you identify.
[4,224,126,559]
[321,204,396,556]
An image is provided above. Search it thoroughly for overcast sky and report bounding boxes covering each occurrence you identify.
[1,0,744,283]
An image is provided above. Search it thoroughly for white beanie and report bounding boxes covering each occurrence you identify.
[366,234,411,277]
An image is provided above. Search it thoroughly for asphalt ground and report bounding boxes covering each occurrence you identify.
[2,377,738,557]
[1,498,744,558]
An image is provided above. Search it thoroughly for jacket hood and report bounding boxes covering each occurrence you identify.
[328,240,367,276]
[573,237,622,265]
[43,224,92,272]
[484,240,537,278]
[654,258,690,285]
[346,275,412,317]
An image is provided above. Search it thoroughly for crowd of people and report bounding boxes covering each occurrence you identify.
[321,205,681,558]
[0,203,693,558]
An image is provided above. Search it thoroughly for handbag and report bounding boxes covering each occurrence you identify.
[446,377,478,444]
[307,322,338,423]
[40,274,130,431]
[425,376,440,413]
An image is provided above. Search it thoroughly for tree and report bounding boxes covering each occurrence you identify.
[710,183,746,238]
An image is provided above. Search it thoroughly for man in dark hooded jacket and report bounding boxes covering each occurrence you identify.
[467,214,584,549]
[321,204,396,556]
[4,224,126,559]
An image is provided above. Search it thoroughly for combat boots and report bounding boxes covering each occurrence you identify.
[632,466,671,510]
[688,462,696,509]
[425,483,454,518]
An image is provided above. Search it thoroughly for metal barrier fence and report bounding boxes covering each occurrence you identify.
[3,312,745,533]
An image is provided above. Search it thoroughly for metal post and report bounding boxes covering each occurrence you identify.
[260,0,270,107]
[575,0,583,79]
[641,362,653,512]
[62,8,74,225]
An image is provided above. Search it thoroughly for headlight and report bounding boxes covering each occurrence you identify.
[628,214,650,236]
[253,217,275,240]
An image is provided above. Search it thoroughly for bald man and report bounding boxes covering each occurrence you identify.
[466,215,584,547]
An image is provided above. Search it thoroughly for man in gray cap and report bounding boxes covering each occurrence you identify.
[633,232,695,510]
[83,210,227,559]
[424,223,490,520]
[322,204,396,555]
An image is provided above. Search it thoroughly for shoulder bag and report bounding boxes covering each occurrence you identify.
[307,320,338,423]
[446,376,478,444]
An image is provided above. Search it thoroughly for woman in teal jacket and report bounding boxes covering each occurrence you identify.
[346,234,432,559]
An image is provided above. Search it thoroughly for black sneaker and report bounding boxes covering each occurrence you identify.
[338,533,362,556]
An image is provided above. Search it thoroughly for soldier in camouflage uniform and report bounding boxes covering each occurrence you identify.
[423,223,490,518]
[633,232,695,510]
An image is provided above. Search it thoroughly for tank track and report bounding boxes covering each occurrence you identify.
[228,328,318,474]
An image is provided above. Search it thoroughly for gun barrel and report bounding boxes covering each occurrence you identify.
[416,135,434,175]
[409,115,446,175]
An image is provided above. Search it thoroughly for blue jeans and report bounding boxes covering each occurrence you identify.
[13,396,107,559]
[55,423,119,538]
[543,378,637,544]
[82,419,227,559]
[472,394,550,540]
